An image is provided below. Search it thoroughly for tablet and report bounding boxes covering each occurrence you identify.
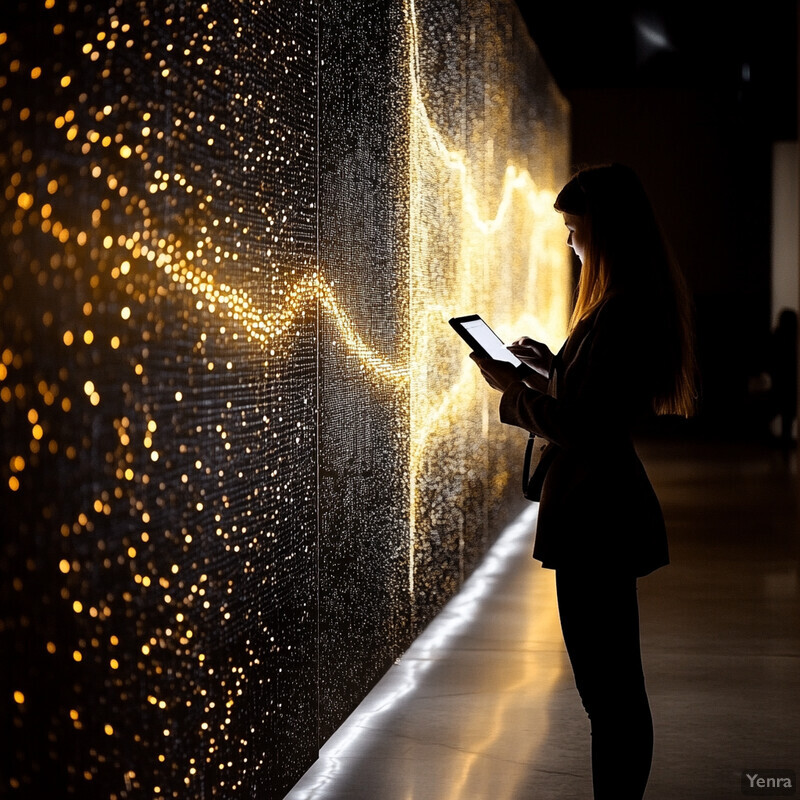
[449,314,522,367]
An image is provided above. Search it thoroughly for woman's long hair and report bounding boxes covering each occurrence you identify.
[554,163,698,417]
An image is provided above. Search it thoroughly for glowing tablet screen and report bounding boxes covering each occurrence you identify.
[449,315,522,366]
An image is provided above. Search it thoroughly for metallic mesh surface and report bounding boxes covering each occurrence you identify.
[0,1,569,797]
[408,0,570,620]
[1,3,318,796]
[317,0,412,742]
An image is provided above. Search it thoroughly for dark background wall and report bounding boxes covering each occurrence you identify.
[518,1,799,438]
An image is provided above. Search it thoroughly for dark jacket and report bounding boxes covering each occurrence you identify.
[499,293,669,577]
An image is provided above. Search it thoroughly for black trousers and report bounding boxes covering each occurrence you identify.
[555,569,653,800]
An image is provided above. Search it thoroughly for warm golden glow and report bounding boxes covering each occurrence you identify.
[1,0,569,793]
[406,0,570,594]
[4,0,568,603]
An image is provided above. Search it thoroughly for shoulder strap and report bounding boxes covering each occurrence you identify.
[522,432,535,493]
[522,361,558,498]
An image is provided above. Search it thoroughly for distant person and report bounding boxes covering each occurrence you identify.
[469,163,697,800]
[769,308,797,454]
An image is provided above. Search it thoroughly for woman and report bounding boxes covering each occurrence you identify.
[470,163,697,800]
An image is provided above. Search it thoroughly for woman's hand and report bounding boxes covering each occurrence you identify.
[506,337,553,379]
[469,354,523,392]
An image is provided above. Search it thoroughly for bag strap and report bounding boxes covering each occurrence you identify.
[522,358,557,495]
[522,431,535,493]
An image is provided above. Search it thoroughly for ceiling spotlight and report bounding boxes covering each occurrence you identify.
[633,11,674,65]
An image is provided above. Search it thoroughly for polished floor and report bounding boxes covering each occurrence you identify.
[286,438,800,799]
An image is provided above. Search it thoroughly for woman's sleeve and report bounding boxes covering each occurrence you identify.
[498,298,648,447]
[499,383,567,443]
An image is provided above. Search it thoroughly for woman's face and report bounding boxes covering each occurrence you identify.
[562,212,588,263]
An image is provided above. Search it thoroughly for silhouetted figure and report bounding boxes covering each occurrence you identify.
[470,163,697,800]
[769,308,797,455]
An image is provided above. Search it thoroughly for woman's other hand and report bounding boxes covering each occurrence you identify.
[507,337,553,378]
[469,354,523,392]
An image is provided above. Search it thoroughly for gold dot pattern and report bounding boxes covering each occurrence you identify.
[2,1,319,796]
[0,0,569,796]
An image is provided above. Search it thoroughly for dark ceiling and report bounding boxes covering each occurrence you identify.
[516,2,798,140]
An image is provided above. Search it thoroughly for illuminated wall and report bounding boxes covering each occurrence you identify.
[0,0,569,797]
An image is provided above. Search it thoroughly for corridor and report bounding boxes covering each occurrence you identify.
[286,437,800,799]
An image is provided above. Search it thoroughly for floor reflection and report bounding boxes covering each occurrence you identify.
[286,438,800,800]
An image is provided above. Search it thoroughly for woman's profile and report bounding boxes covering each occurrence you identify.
[470,163,697,800]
